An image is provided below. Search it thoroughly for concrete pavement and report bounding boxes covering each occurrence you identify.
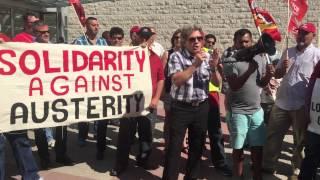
[4,101,306,180]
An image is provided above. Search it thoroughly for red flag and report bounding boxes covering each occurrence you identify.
[69,0,86,26]
[68,0,80,4]
[248,0,282,41]
[287,0,308,37]
[289,0,308,21]
[287,16,299,36]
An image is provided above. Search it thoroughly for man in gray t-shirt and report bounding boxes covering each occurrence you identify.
[222,29,274,180]
[224,55,265,114]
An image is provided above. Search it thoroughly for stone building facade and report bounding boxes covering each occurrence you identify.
[67,0,320,49]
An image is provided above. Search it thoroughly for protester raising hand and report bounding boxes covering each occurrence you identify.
[209,48,220,70]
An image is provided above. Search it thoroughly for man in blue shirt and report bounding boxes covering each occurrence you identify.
[73,17,107,46]
[73,17,108,149]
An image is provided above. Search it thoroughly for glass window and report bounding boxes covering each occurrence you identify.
[0,7,11,37]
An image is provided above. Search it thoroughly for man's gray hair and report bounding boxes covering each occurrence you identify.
[180,25,204,48]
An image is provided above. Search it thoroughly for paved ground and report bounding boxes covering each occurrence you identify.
[3,100,315,180]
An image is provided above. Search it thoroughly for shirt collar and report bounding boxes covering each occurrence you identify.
[182,49,194,60]
[296,43,314,53]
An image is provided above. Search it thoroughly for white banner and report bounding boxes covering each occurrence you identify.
[308,78,320,135]
[0,42,152,132]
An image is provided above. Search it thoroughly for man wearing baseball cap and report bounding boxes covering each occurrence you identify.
[263,22,320,176]
[129,25,140,46]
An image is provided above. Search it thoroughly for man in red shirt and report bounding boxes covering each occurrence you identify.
[0,32,41,180]
[0,33,10,42]
[12,12,39,43]
[110,27,164,176]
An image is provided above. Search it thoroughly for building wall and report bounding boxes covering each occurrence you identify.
[67,0,320,49]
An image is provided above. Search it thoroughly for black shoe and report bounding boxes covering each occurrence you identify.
[106,139,112,145]
[215,164,233,177]
[136,160,159,170]
[96,151,104,160]
[262,167,276,174]
[78,139,86,147]
[109,119,120,126]
[110,168,123,177]
[56,156,75,166]
[40,158,50,170]
[183,177,199,180]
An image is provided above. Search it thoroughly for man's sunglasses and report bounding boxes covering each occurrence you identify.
[37,31,50,34]
[206,40,215,45]
[112,36,123,40]
[188,36,204,43]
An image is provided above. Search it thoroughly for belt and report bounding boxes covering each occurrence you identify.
[173,99,207,107]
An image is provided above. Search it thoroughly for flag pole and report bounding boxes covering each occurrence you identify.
[286,0,290,51]
[70,3,88,44]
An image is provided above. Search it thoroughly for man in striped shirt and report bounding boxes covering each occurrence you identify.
[72,17,108,148]
[162,25,221,180]
[73,17,107,46]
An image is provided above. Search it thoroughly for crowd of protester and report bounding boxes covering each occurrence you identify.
[0,12,320,180]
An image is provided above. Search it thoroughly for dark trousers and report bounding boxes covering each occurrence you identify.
[298,131,320,180]
[96,120,108,153]
[208,92,227,167]
[0,134,5,180]
[162,100,209,180]
[34,126,68,160]
[114,116,153,171]
[78,122,89,141]
[4,131,40,180]
[261,103,274,124]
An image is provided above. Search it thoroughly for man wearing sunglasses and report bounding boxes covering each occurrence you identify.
[32,21,74,170]
[162,25,221,180]
[4,12,43,180]
[34,22,50,43]
[95,26,124,161]
[204,34,216,51]
[109,26,124,47]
